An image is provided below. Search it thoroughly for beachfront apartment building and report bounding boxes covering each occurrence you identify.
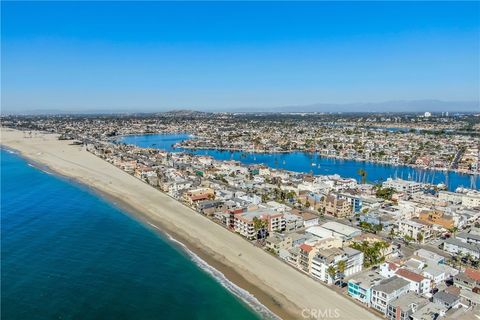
[310,247,363,284]
[233,208,286,239]
[182,187,215,206]
[348,270,385,306]
[397,219,433,243]
[371,276,411,314]
[265,233,293,254]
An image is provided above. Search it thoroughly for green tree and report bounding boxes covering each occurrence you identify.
[357,169,367,184]
[326,265,336,284]
[337,260,347,286]
[417,232,424,243]
[253,217,268,240]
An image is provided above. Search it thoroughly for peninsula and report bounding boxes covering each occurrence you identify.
[0,128,380,320]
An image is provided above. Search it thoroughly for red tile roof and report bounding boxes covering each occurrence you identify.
[396,268,425,283]
[465,268,480,282]
[299,244,313,253]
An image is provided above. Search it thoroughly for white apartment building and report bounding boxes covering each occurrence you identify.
[395,268,431,295]
[383,178,423,197]
[397,219,432,243]
[310,247,363,284]
[371,276,411,314]
[234,209,286,239]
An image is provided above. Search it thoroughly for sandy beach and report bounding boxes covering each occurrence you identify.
[1,128,379,320]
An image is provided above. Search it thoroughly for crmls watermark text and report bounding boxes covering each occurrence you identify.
[301,308,341,319]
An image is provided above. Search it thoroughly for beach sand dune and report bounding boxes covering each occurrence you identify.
[1,128,379,320]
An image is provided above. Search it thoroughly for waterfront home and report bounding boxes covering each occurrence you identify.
[265,233,293,255]
[347,270,385,306]
[182,187,215,206]
[299,243,315,273]
[386,292,428,320]
[196,200,224,215]
[371,276,411,314]
[233,208,286,239]
[310,247,363,284]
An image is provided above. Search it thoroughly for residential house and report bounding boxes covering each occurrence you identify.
[387,292,429,320]
[348,270,385,306]
[395,268,431,294]
[432,291,460,310]
[371,276,411,314]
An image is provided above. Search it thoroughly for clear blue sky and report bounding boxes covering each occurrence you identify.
[2,1,479,112]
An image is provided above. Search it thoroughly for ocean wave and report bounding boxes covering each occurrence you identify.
[146,222,281,320]
[27,163,52,175]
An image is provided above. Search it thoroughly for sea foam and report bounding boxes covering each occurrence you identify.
[146,222,281,320]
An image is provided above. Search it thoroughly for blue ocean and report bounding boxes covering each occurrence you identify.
[0,149,264,320]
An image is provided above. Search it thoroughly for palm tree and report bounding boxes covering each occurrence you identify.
[389,227,396,240]
[326,265,336,284]
[337,260,347,286]
[357,169,367,184]
[448,227,458,237]
[417,232,424,243]
[253,217,268,240]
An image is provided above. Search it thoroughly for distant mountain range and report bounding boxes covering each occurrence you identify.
[249,100,479,113]
[2,100,478,115]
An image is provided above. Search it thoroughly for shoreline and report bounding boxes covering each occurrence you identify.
[1,128,380,320]
[2,145,289,319]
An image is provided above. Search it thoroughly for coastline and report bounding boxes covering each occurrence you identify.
[1,128,380,320]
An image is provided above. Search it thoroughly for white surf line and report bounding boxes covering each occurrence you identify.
[146,222,282,320]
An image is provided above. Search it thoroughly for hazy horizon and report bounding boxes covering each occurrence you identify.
[2,99,479,115]
[2,2,479,113]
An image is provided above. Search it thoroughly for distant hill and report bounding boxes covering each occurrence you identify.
[2,99,478,115]
[270,100,479,113]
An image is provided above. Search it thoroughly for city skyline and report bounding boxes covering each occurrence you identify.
[2,1,479,113]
